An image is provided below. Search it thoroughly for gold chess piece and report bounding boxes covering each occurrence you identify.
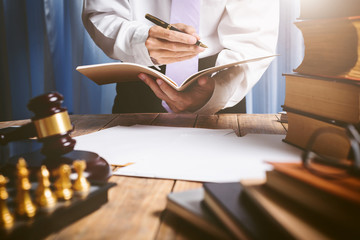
[15,158,37,218]
[35,166,57,209]
[53,164,73,200]
[73,160,90,193]
[0,175,14,228]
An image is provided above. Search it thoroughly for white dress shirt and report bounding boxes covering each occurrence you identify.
[82,0,279,114]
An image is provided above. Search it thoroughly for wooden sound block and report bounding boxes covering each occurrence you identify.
[1,149,112,183]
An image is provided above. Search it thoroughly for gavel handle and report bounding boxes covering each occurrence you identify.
[0,123,37,145]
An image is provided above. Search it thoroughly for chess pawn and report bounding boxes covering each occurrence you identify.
[15,158,37,218]
[73,160,90,194]
[53,164,73,200]
[35,166,57,209]
[0,175,14,228]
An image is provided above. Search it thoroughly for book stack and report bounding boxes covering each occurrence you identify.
[282,0,360,159]
[241,163,360,239]
[238,162,360,239]
[166,182,290,240]
[165,161,360,239]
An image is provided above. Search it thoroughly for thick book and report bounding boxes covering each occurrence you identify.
[268,162,360,206]
[299,0,360,19]
[283,73,360,124]
[265,170,360,233]
[241,180,357,240]
[282,108,351,159]
[294,17,360,80]
[76,55,275,91]
[166,188,232,239]
[203,182,290,240]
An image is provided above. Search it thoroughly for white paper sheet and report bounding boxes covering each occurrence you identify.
[74,125,302,182]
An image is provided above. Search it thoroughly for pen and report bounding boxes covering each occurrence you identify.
[111,162,135,168]
[145,13,208,48]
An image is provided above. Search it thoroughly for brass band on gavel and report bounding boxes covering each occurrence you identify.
[33,111,72,139]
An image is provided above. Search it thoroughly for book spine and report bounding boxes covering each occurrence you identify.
[282,108,352,158]
[281,105,357,128]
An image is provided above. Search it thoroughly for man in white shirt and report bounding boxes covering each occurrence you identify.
[82,0,279,114]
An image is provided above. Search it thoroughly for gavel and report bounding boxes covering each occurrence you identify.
[0,92,75,156]
[0,92,111,182]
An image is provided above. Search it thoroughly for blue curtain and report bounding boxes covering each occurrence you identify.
[0,0,302,121]
[0,0,116,121]
[247,0,304,113]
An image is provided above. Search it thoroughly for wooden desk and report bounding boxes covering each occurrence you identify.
[0,113,287,239]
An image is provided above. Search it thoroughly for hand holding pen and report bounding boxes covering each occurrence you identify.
[145,14,207,48]
[144,13,207,66]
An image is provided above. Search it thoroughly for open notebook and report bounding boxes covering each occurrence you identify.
[76,55,276,91]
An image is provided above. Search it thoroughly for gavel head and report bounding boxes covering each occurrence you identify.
[0,92,112,182]
[27,92,76,156]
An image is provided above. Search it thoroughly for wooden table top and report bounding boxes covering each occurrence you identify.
[0,113,288,239]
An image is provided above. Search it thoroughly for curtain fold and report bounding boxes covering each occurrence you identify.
[0,0,115,121]
[247,0,303,114]
[0,0,301,121]
[1,0,31,120]
[0,0,11,119]
[43,0,73,111]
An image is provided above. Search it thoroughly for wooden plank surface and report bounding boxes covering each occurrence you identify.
[237,114,286,136]
[0,119,30,128]
[0,114,284,240]
[69,114,117,137]
[196,114,240,136]
[275,114,288,132]
[152,113,197,128]
[47,177,174,240]
[106,113,159,128]
[156,211,220,240]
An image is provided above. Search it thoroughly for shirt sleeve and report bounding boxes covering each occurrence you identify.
[82,0,154,66]
[195,0,280,114]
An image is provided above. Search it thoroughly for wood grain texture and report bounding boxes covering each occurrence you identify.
[196,114,240,136]
[152,114,197,128]
[275,114,288,132]
[0,113,283,240]
[105,113,159,128]
[238,114,286,136]
[172,181,203,192]
[0,119,30,129]
[69,114,117,137]
[156,210,221,240]
[47,176,174,240]
[282,123,288,132]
